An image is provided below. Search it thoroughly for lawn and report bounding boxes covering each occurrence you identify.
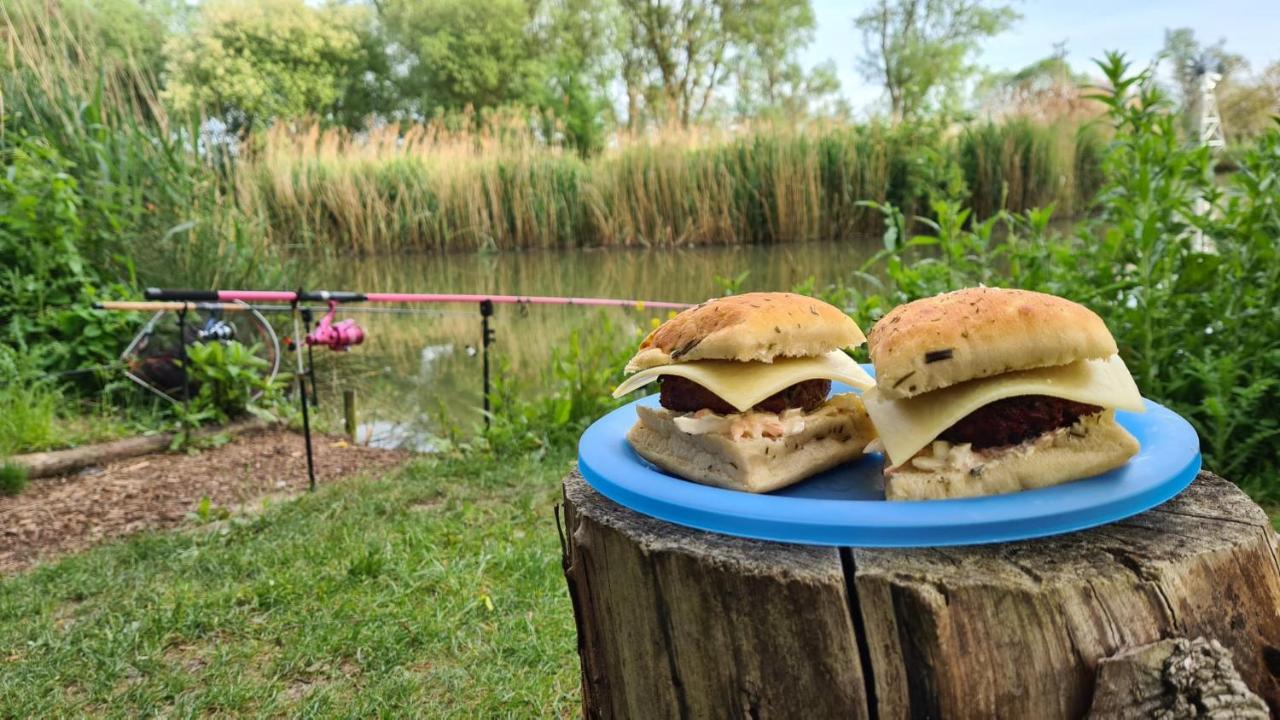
[0,447,581,718]
[1,440,1277,719]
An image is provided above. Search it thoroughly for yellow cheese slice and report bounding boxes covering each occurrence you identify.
[863,355,1145,468]
[611,350,875,412]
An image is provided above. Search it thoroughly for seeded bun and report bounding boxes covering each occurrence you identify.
[884,411,1139,500]
[627,402,875,493]
[868,287,1117,400]
[625,292,865,373]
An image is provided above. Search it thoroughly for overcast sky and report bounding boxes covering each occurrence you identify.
[807,0,1280,113]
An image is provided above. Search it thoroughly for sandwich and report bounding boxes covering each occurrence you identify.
[862,287,1144,501]
[612,292,877,493]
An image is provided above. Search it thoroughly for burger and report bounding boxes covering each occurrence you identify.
[612,292,878,493]
[862,287,1145,501]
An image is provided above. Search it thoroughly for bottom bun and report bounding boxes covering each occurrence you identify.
[627,396,876,493]
[885,410,1139,501]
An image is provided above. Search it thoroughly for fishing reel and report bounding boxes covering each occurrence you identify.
[197,317,236,342]
[306,300,365,352]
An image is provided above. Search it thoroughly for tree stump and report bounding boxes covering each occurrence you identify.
[559,471,1280,719]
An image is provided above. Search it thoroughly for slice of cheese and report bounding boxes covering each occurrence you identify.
[863,355,1144,468]
[611,350,875,412]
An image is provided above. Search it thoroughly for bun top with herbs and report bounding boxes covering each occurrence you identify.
[614,292,874,414]
[625,292,866,373]
[867,287,1117,401]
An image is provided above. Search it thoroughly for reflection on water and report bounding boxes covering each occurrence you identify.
[300,239,877,447]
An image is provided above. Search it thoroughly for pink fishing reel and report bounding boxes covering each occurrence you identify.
[306,301,364,351]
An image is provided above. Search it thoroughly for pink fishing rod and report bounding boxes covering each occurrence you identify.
[144,288,693,310]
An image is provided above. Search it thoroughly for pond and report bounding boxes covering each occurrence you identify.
[299,239,879,449]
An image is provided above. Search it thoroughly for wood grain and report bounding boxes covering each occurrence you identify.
[561,471,1280,719]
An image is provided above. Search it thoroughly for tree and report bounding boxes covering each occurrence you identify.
[536,0,620,152]
[161,0,365,132]
[618,0,736,127]
[728,0,843,119]
[381,0,546,115]
[854,0,1019,121]
[977,42,1096,121]
[616,0,833,128]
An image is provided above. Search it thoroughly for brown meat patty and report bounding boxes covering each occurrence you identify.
[938,395,1103,449]
[659,376,831,414]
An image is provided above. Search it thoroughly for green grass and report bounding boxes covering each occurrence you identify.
[0,448,581,717]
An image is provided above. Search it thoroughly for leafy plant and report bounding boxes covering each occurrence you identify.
[483,316,638,454]
[178,340,286,427]
[820,53,1280,501]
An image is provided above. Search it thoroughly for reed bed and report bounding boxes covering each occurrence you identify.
[238,119,1104,255]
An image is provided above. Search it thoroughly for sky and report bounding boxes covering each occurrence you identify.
[807,0,1280,113]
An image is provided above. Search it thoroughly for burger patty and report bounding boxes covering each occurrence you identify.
[658,376,831,414]
[938,395,1103,449]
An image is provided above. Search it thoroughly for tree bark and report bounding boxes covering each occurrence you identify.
[1088,636,1270,718]
[561,471,1280,719]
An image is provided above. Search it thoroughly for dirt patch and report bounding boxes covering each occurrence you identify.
[0,430,409,574]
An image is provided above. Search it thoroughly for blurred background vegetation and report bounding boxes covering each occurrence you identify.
[0,0,1278,500]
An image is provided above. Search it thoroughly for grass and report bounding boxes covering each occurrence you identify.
[0,448,581,717]
[0,382,172,457]
[0,463,27,497]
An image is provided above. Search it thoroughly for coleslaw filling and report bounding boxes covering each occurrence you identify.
[889,411,1104,475]
[668,393,862,440]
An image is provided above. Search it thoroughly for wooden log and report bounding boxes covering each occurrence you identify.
[10,418,271,479]
[561,470,1280,719]
[1088,637,1269,718]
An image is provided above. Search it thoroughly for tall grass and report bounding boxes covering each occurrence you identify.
[0,1,278,289]
[237,119,1105,255]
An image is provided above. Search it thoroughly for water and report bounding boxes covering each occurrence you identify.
[300,239,878,448]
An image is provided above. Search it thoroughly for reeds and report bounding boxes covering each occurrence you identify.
[4,1,1103,261]
[238,119,1105,255]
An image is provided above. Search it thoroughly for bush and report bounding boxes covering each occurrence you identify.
[483,315,640,454]
[822,54,1280,501]
[180,340,285,426]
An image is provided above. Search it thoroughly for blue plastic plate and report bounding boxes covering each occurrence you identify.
[578,366,1201,547]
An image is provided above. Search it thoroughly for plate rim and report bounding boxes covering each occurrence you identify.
[578,368,1202,547]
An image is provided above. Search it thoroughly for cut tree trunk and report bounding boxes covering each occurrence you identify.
[560,471,1280,719]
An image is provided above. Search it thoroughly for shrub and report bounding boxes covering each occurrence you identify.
[822,54,1280,501]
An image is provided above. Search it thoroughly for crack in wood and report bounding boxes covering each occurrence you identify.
[840,548,879,720]
[650,558,692,720]
[1149,506,1268,529]
[560,470,1280,717]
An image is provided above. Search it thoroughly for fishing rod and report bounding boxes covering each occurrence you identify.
[104,287,692,490]
[95,301,474,317]
[143,288,694,310]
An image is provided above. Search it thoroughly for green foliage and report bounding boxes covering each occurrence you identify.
[0,462,29,497]
[383,0,545,115]
[484,317,638,454]
[616,0,841,127]
[855,0,1020,120]
[0,137,137,382]
[0,381,58,456]
[161,0,366,132]
[825,54,1280,501]
[179,341,284,427]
